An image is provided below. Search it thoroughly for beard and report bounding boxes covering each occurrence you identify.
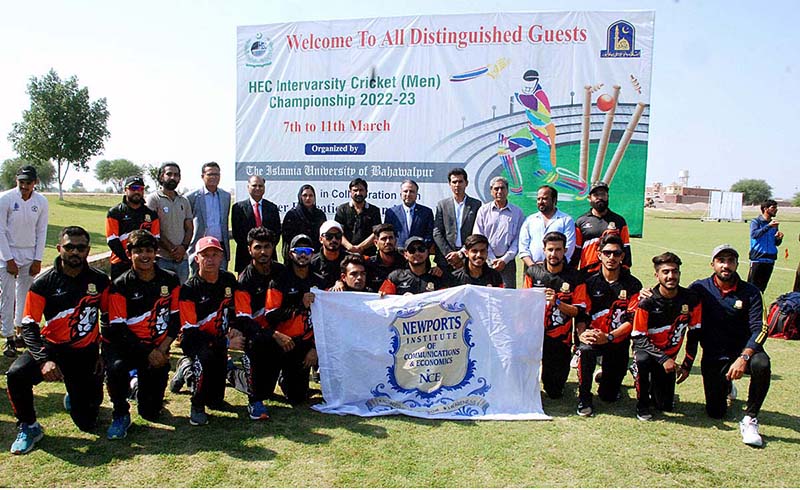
[352,194,366,204]
[591,200,608,213]
[161,179,179,191]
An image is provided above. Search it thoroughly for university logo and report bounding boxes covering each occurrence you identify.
[600,20,640,58]
[244,32,273,68]
[387,301,474,398]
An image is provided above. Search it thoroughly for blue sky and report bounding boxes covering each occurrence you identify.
[1,0,797,197]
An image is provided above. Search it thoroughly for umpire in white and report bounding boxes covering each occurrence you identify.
[0,166,49,357]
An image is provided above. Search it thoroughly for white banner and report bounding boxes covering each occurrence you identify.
[236,11,654,235]
[311,285,549,420]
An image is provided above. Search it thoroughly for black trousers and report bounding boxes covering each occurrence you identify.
[182,339,228,410]
[541,337,571,399]
[263,338,313,405]
[241,336,282,403]
[701,352,771,419]
[747,262,774,293]
[577,339,630,407]
[633,350,676,412]
[104,344,169,420]
[6,346,103,431]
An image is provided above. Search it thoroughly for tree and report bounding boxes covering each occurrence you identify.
[0,157,56,191]
[144,163,163,189]
[95,158,144,193]
[730,179,772,205]
[792,191,800,207]
[70,179,86,193]
[8,69,110,200]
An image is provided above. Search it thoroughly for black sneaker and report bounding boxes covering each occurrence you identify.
[636,407,653,421]
[577,402,594,417]
[3,337,17,358]
[169,356,192,393]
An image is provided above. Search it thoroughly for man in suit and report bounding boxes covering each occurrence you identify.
[185,162,231,273]
[433,168,482,273]
[231,175,281,273]
[383,179,434,251]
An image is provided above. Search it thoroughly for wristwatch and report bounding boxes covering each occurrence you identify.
[606,333,615,343]
[740,353,751,362]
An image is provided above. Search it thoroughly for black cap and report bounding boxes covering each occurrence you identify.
[290,234,313,248]
[589,181,609,194]
[404,236,425,249]
[16,166,37,181]
[124,176,145,188]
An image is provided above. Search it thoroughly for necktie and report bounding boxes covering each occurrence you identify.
[253,201,262,228]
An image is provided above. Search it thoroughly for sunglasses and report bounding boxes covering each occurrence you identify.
[406,245,427,254]
[62,244,89,252]
[323,232,342,240]
[600,249,623,257]
[127,185,145,191]
[291,247,314,256]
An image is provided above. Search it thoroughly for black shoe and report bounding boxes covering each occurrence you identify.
[169,356,192,393]
[636,407,653,421]
[3,338,17,358]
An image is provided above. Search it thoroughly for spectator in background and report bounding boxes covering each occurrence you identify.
[334,178,381,256]
[473,176,524,288]
[383,179,434,251]
[106,176,160,280]
[281,184,327,261]
[145,162,193,283]
[747,199,783,292]
[0,165,48,358]
[186,162,231,273]
[231,175,280,274]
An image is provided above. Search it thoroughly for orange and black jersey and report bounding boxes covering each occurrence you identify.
[105,266,180,356]
[237,262,286,337]
[179,271,248,341]
[105,201,160,265]
[310,251,351,289]
[574,269,642,339]
[379,266,453,295]
[571,209,631,273]
[632,286,702,362]
[524,262,582,344]
[269,270,324,340]
[452,265,505,287]
[21,258,110,362]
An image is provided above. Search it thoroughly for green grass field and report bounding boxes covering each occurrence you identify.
[1,196,798,487]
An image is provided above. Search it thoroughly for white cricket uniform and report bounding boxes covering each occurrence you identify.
[0,188,49,337]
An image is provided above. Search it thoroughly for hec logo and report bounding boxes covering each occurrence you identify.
[600,20,640,58]
[245,33,273,68]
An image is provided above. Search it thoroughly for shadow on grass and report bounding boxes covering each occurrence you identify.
[56,200,115,213]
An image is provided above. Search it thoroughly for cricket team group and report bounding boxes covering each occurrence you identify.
[0,161,776,455]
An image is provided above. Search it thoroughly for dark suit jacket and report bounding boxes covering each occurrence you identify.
[433,195,482,269]
[231,198,281,273]
[384,203,434,249]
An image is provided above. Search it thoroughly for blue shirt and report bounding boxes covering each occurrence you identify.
[749,215,780,263]
[518,209,576,263]
[202,187,222,240]
[472,200,525,263]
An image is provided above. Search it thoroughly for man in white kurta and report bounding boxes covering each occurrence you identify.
[0,166,49,357]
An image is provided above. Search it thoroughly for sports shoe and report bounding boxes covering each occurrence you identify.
[189,406,208,426]
[740,416,763,447]
[636,407,653,421]
[10,422,44,455]
[170,356,193,393]
[594,369,603,383]
[570,352,580,369]
[107,414,132,440]
[128,375,139,403]
[63,393,71,412]
[577,403,594,417]
[4,337,17,358]
[248,401,270,421]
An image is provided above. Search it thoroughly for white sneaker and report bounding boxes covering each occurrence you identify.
[570,352,580,369]
[740,416,763,447]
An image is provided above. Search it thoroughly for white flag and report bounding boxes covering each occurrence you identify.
[311,285,549,420]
